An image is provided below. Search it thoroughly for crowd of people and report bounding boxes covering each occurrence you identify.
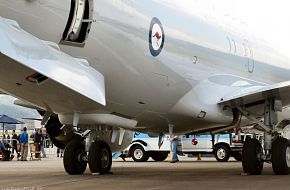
[0,127,49,161]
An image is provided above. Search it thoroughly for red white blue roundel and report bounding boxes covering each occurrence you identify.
[149,18,165,57]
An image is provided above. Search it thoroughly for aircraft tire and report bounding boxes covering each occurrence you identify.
[214,144,230,162]
[63,141,87,175]
[242,138,263,175]
[131,145,149,162]
[88,141,112,174]
[151,152,168,161]
[272,137,290,175]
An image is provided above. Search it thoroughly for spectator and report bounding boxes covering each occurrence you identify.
[0,140,5,154]
[40,129,46,158]
[44,133,50,148]
[17,129,22,140]
[19,127,28,161]
[0,140,12,161]
[3,130,10,146]
[11,130,18,156]
[30,129,36,141]
[170,135,179,163]
[57,148,63,158]
[34,129,42,158]
[17,129,23,160]
[0,140,5,161]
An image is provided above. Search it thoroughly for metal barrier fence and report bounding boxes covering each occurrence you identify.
[43,139,58,155]
[2,138,58,156]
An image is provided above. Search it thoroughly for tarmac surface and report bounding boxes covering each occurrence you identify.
[1,156,290,190]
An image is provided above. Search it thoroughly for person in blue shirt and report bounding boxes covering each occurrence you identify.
[19,127,28,161]
[0,140,5,160]
[0,140,5,151]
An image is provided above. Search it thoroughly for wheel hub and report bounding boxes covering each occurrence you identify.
[217,148,226,159]
[76,149,86,168]
[134,149,143,159]
[101,148,110,168]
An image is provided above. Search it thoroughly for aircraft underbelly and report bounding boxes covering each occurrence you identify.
[0,0,242,132]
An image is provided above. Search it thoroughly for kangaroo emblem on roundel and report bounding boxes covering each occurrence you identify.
[153,32,162,46]
[149,17,165,57]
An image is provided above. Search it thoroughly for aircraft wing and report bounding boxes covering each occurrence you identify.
[219,81,290,108]
[0,18,105,113]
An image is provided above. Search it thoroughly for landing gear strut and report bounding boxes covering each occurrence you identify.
[240,98,290,175]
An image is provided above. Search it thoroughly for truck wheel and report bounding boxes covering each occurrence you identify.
[232,152,242,161]
[151,152,168,161]
[214,144,230,162]
[131,145,149,162]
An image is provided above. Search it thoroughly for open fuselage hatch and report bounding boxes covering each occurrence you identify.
[60,0,94,47]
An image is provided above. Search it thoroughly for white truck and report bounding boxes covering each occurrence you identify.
[124,133,171,162]
[123,132,257,162]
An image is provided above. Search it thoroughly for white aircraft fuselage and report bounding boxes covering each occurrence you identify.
[1,0,290,135]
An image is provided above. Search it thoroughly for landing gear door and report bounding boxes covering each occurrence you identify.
[67,0,86,41]
[61,0,94,47]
